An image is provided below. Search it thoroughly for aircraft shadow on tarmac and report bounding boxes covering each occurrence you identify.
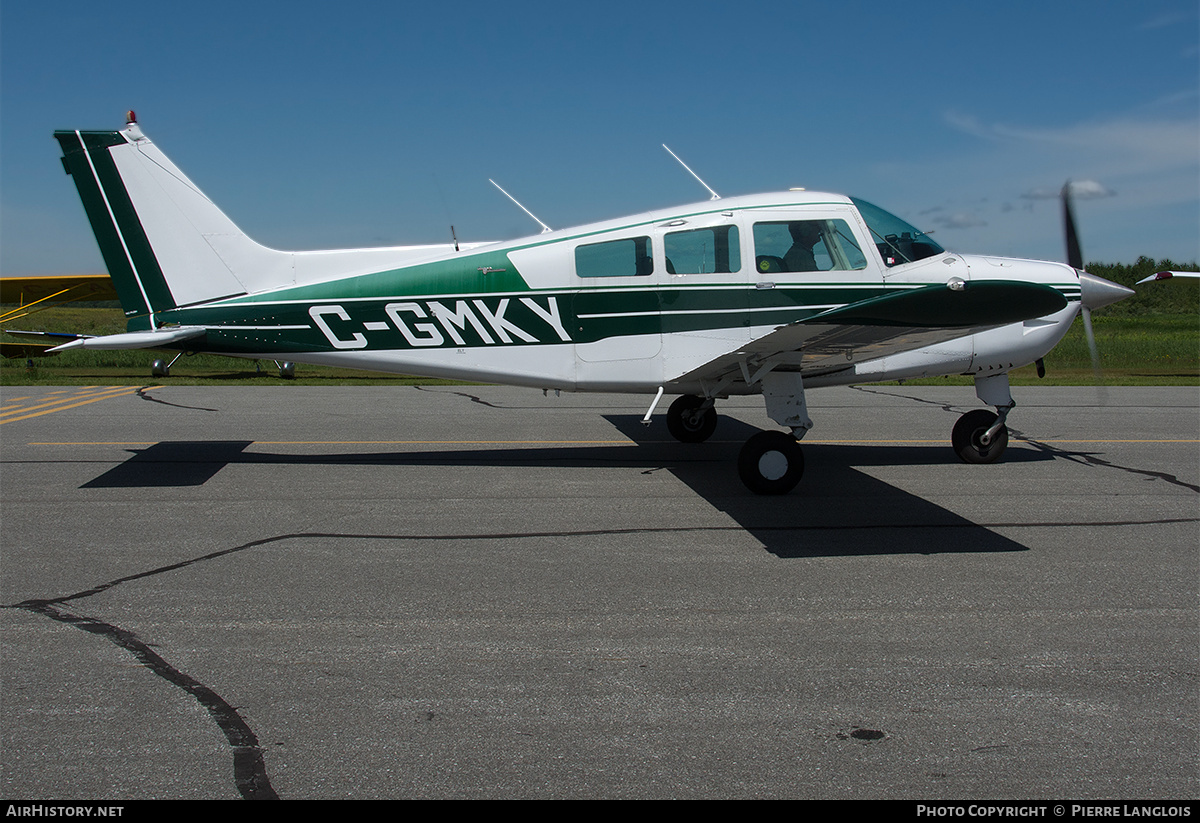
[81,414,1053,558]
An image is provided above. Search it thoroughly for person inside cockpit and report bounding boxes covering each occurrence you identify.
[783,221,823,272]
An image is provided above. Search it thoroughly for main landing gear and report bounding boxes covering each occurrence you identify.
[737,430,805,495]
[666,372,813,496]
[664,371,1018,495]
[666,394,717,443]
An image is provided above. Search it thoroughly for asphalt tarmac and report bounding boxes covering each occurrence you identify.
[1,384,1196,799]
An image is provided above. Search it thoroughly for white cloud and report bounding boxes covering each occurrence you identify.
[1022,180,1117,201]
[929,212,988,230]
[944,112,1199,182]
[1137,11,1197,30]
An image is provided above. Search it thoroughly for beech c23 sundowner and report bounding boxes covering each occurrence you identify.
[31,113,1137,493]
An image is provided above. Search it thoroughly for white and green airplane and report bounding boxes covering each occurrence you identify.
[38,114,1135,493]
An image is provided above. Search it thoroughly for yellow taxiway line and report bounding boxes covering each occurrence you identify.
[0,386,159,425]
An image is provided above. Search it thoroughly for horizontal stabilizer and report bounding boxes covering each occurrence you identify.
[48,326,207,352]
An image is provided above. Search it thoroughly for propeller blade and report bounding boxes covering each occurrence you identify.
[1062,181,1084,270]
[1062,180,1126,393]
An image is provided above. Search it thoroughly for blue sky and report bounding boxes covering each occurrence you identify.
[2,0,1197,275]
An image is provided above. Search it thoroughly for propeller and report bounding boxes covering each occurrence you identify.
[1061,181,1134,383]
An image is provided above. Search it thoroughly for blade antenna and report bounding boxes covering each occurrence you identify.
[489,179,552,233]
[663,144,720,200]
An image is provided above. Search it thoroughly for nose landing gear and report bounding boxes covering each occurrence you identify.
[953,372,1014,464]
[952,407,1010,464]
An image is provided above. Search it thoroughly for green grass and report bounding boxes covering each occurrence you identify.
[2,307,1197,387]
[897,314,1199,387]
[0,307,469,386]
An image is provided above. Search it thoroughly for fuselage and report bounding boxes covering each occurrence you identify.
[151,191,1083,394]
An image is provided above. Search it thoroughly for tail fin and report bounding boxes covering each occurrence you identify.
[55,115,291,329]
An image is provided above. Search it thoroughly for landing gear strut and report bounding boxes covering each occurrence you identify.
[737,371,813,495]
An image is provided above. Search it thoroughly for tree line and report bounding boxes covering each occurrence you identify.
[1087,257,1199,316]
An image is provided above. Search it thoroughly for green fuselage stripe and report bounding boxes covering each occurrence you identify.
[150,280,1076,356]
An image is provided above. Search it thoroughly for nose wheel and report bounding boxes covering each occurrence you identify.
[952,409,1009,464]
[666,395,718,443]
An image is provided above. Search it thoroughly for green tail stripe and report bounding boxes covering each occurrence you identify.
[55,130,174,328]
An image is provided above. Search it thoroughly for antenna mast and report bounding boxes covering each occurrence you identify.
[489,179,552,233]
[663,144,720,200]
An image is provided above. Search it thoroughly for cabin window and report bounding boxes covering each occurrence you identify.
[664,226,741,274]
[575,236,654,277]
[752,219,867,274]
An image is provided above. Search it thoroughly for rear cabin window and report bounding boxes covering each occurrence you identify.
[752,219,867,274]
[575,236,654,277]
[664,226,741,274]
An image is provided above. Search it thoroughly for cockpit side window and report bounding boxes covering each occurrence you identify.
[575,236,654,277]
[850,197,944,267]
[664,225,741,274]
[752,219,867,274]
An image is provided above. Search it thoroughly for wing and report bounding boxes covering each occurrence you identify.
[673,280,1069,386]
[0,274,118,309]
[1,274,120,356]
[1135,271,1199,284]
[1,330,92,359]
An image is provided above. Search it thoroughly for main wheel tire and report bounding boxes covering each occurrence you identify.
[738,431,804,495]
[951,409,1009,464]
[666,395,718,443]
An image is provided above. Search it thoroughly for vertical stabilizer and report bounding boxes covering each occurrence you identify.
[55,115,292,328]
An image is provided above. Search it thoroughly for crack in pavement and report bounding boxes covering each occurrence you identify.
[851,386,1200,494]
[9,506,1199,798]
[11,598,277,799]
[5,533,287,799]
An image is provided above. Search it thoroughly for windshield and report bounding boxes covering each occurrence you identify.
[850,197,944,267]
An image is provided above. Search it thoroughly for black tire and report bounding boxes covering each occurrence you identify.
[666,395,718,443]
[738,431,804,495]
[952,409,1009,464]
